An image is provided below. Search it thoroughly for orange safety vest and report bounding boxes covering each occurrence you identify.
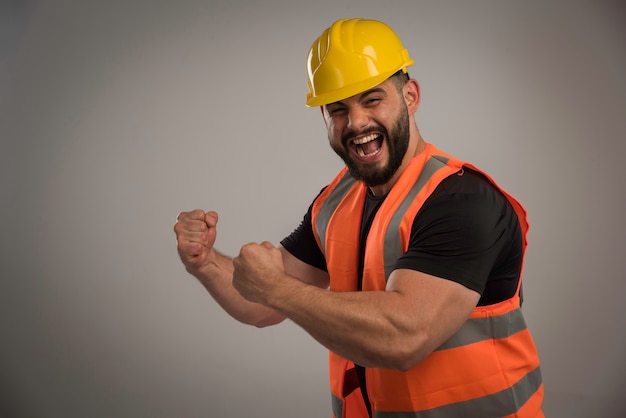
[311,144,544,418]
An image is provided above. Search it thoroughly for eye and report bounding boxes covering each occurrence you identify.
[364,97,382,107]
[327,106,347,116]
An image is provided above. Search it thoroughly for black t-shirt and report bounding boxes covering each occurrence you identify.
[280,168,523,306]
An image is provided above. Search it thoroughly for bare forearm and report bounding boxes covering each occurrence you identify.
[192,250,285,327]
[265,274,428,370]
[223,239,479,371]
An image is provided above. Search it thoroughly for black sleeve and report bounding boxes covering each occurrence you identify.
[281,172,523,305]
[394,169,523,305]
[280,192,328,272]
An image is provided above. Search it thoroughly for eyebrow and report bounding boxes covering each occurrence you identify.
[360,87,387,98]
[327,87,387,107]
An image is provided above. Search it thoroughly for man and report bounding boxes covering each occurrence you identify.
[174,18,544,417]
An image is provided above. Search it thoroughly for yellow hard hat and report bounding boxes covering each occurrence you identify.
[306,18,414,107]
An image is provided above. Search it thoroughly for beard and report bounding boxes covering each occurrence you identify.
[330,104,410,188]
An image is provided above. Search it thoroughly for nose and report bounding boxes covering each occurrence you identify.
[347,106,370,132]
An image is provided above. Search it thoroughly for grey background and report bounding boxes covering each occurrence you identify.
[1,0,625,417]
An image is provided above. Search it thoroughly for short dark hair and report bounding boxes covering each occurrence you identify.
[390,70,410,93]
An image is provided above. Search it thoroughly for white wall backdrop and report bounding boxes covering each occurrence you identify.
[1,1,625,417]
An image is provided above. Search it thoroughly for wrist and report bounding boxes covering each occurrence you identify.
[189,248,232,281]
[265,274,309,313]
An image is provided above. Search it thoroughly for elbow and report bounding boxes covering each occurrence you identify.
[245,311,285,328]
[252,319,277,328]
[386,333,430,372]
[387,354,420,373]
[391,355,423,372]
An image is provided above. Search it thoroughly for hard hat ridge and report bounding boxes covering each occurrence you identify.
[306,18,414,107]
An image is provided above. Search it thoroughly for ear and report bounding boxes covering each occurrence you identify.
[403,79,421,114]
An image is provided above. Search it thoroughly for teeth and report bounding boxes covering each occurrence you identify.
[356,146,380,157]
[352,133,378,145]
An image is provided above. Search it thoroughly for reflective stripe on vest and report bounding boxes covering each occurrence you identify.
[315,170,357,257]
[348,366,541,418]
[382,155,448,279]
[332,394,342,418]
[437,306,527,350]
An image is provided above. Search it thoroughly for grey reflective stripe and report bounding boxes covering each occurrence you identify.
[331,393,343,418]
[383,156,449,279]
[373,366,543,418]
[315,171,357,256]
[436,307,528,350]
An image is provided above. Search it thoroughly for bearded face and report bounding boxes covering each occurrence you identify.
[330,99,410,187]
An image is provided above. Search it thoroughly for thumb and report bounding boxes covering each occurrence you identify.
[205,211,218,227]
[260,241,275,250]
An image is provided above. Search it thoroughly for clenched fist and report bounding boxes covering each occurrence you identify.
[232,241,286,305]
[174,209,218,274]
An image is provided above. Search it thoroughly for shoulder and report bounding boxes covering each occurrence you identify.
[416,167,513,230]
[431,167,502,199]
[399,167,522,297]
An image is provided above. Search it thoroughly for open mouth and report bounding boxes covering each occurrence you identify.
[351,133,383,158]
